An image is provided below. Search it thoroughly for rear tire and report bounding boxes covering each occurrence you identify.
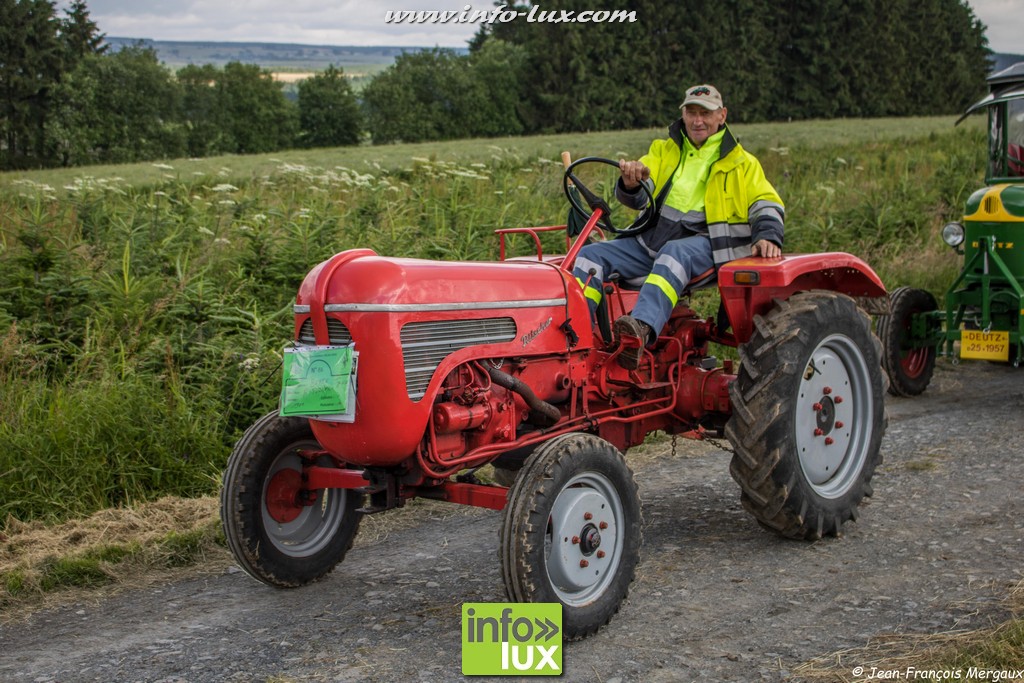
[877,286,938,396]
[221,411,362,587]
[499,434,641,639]
[725,291,887,540]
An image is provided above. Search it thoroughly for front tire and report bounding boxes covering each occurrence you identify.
[877,286,938,396]
[220,411,362,587]
[725,291,887,540]
[499,434,642,640]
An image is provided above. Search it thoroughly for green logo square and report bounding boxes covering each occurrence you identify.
[461,603,562,676]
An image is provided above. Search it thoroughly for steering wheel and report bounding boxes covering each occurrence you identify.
[563,156,657,237]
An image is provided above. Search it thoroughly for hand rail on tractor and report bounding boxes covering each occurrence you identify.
[495,221,606,263]
[495,224,569,261]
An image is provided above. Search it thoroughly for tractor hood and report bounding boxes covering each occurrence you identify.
[290,249,592,468]
[965,184,1024,222]
[295,249,574,312]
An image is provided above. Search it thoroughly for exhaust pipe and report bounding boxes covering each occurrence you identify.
[484,366,561,427]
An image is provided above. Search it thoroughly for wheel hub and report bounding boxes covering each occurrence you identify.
[795,335,873,499]
[579,524,601,555]
[815,396,836,434]
[266,469,304,524]
[548,487,618,595]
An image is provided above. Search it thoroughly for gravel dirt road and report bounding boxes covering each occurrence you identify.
[1,361,1022,683]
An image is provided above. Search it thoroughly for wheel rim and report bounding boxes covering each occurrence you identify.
[260,441,349,558]
[795,334,874,499]
[544,472,624,607]
[899,346,930,378]
[897,305,930,378]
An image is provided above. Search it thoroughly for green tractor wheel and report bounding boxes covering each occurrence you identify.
[877,287,938,397]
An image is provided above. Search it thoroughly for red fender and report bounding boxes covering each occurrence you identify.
[718,252,887,344]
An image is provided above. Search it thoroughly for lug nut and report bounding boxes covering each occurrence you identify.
[599,521,608,530]
[580,559,589,568]
[824,437,835,446]
[823,387,832,395]
[834,396,844,404]
[583,512,593,520]
[596,550,606,559]
[571,536,580,545]
[814,428,824,437]
[813,402,823,412]
[835,421,844,429]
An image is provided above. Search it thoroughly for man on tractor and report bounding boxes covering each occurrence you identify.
[571,84,786,368]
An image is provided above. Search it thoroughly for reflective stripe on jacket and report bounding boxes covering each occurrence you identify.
[616,121,784,265]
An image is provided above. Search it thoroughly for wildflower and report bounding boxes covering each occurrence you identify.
[152,163,175,170]
[238,355,262,372]
[212,183,238,192]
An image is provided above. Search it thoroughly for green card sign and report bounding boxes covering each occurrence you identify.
[279,345,355,418]
[462,603,562,676]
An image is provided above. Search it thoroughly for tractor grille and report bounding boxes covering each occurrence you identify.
[297,317,353,346]
[401,318,517,400]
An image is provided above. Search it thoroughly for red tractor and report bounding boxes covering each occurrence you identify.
[221,157,889,639]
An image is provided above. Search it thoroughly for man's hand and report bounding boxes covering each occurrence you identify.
[619,160,651,190]
[751,240,782,258]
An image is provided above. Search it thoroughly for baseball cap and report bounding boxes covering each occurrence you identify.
[681,85,723,111]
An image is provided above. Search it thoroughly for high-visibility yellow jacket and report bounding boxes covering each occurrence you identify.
[617,121,785,265]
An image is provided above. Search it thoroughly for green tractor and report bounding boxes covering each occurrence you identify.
[877,61,1024,395]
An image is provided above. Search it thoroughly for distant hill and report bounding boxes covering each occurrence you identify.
[103,37,1018,85]
[103,37,468,76]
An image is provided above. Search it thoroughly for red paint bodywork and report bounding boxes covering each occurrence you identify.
[287,218,887,509]
[719,253,887,343]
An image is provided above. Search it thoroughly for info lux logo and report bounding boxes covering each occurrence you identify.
[461,603,562,675]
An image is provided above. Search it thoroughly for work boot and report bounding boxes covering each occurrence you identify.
[613,315,653,370]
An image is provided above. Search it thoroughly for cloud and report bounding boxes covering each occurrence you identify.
[57,1,1024,53]
[967,0,1024,54]
[64,0,480,47]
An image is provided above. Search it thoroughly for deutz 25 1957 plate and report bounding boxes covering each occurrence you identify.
[960,329,1009,361]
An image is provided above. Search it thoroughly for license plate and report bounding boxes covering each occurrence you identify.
[960,329,1009,361]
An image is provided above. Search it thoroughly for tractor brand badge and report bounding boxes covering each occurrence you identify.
[461,603,562,675]
[521,318,553,347]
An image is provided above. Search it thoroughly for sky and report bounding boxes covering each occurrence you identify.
[59,0,1024,55]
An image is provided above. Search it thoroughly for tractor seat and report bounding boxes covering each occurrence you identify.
[595,267,719,344]
[610,266,718,296]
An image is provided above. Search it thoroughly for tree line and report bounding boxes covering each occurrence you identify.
[1,0,361,169]
[1,0,992,170]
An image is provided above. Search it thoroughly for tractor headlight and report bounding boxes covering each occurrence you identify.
[942,222,965,247]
